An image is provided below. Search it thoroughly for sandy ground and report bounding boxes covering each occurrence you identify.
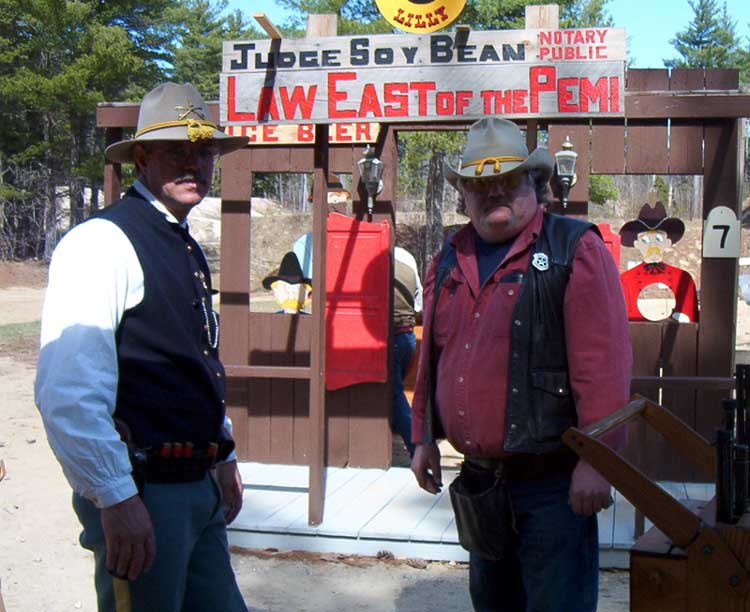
[1,271,692,612]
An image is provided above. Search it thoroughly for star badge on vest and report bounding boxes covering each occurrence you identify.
[532,253,549,271]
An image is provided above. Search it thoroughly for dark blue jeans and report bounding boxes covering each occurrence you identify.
[469,474,598,612]
[392,331,416,457]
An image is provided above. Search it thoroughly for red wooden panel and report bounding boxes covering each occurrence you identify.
[597,223,621,269]
[591,122,625,174]
[248,315,273,462]
[669,68,705,91]
[627,123,668,174]
[626,69,670,92]
[669,122,703,174]
[325,212,391,390]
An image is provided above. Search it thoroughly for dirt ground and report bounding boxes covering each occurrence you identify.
[0,259,635,611]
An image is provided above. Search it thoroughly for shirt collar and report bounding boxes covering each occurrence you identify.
[133,180,189,230]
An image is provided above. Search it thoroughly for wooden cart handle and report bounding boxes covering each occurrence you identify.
[580,394,715,477]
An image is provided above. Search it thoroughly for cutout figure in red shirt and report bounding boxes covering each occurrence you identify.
[619,202,698,322]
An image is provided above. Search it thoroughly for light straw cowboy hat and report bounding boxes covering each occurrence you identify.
[445,117,554,190]
[104,82,249,163]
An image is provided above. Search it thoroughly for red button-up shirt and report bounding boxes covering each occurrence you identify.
[411,208,632,456]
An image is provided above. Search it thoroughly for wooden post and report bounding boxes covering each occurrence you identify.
[525,4,559,28]
[306,13,337,526]
[309,124,329,525]
[103,127,122,205]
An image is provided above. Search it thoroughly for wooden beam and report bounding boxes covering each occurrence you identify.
[525,4,559,29]
[253,13,282,39]
[626,93,750,119]
[306,14,337,38]
[224,365,311,379]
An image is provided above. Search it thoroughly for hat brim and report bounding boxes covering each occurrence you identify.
[445,147,554,190]
[104,125,249,164]
[619,218,685,247]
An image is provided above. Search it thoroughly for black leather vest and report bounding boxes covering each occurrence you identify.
[426,213,597,453]
[504,213,597,453]
[95,190,231,453]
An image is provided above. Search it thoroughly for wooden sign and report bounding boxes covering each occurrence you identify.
[221,28,626,126]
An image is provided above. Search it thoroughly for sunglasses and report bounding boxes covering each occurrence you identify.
[460,171,528,195]
[146,142,221,164]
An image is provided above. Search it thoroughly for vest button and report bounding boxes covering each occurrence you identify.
[464,343,471,350]
[514,320,522,326]
[474,312,480,319]
[511,387,519,394]
[458,376,464,383]
[507,289,514,296]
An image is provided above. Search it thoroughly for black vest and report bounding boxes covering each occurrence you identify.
[95,189,231,452]
[427,213,597,453]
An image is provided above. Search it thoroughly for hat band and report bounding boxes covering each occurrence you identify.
[462,156,526,176]
[136,119,218,142]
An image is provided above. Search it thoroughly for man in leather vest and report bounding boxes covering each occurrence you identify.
[35,83,250,611]
[410,118,632,612]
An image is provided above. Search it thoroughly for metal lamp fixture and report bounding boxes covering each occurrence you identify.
[357,145,383,219]
[555,136,578,208]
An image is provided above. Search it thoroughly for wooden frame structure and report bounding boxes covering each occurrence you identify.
[96,6,749,523]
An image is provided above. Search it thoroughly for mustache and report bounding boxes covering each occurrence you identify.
[174,173,206,184]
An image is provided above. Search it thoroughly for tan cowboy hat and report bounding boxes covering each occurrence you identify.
[619,202,685,247]
[445,118,554,190]
[104,82,249,163]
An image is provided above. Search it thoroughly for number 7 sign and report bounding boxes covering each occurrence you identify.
[703,206,741,258]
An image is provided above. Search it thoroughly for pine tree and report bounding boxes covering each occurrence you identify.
[665,0,742,69]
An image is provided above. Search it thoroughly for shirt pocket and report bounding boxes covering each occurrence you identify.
[529,369,575,442]
[490,273,523,338]
[432,276,464,343]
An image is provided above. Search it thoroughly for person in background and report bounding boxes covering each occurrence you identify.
[35,82,250,612]
[410,117,632,612]
[392,245,423,458]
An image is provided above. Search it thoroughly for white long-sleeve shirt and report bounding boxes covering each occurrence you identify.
[35,181,233,508]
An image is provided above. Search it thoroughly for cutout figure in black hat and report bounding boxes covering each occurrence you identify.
[619,202,698,322]
[262,252,312,314]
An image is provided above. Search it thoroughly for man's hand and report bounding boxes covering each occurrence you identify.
[569,460,613,516]
[100,494,156,581]
[215,459,244,524]
[411,442,443,494]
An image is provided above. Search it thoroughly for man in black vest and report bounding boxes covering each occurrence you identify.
[35,83,250,611]
[410,118,632,612]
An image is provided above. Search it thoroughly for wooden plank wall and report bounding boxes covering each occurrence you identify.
[223,139,395,468]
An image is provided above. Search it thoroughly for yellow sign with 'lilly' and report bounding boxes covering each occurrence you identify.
[375,0,467,33]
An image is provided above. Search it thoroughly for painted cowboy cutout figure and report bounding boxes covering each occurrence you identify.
[619,202,698,322]
[262,251,312,314]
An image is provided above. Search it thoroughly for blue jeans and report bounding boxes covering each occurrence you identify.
[392,331,416,457]
[469,474,598,612]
